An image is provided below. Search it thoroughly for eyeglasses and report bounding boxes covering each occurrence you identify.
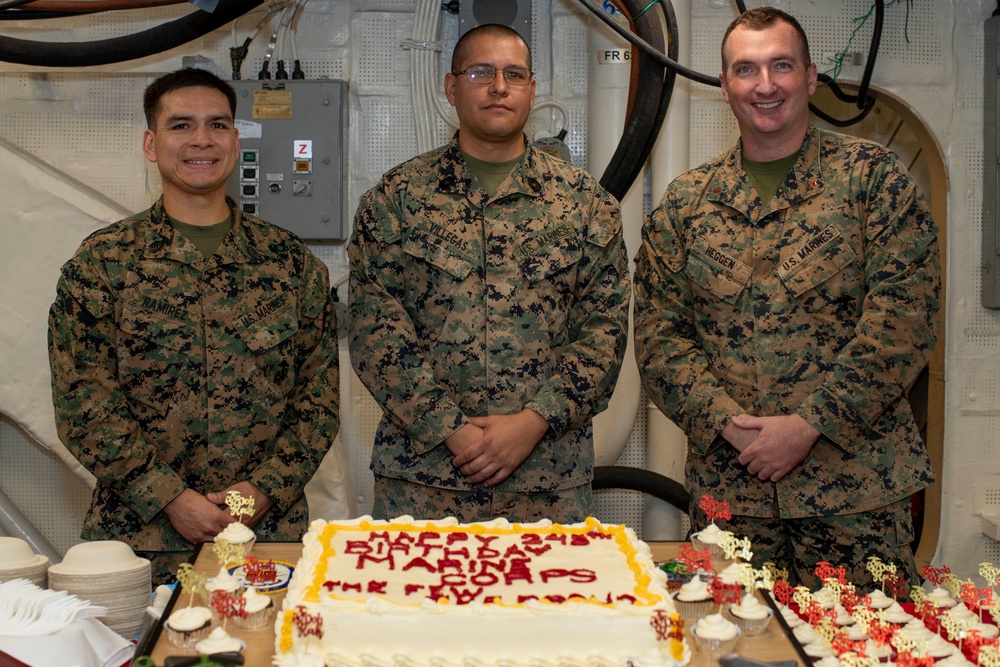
[453,65,533,86]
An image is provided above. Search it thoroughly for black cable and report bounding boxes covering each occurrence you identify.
[0,0,38,9]
[0,0,265,67]
[578,0,721,88]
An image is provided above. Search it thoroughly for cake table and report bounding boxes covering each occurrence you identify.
[140,541,805,667]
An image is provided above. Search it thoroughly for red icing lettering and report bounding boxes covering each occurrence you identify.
[402,557,436,572]
[545,595,566,603]
[521,534,542,546]
[443,547,470,559]
[357,552,394,570]
[470,571,499,586]
[503,545,527,558]
[446,532,469,544]
[475,535,500,559]
[404,584,424,596]
[587,530,612,540]
[540,568,596,584]
[342,582,362,593]
[437,557,463,574]
[441,573,467,586]
[505,558,533,585]
[450,587,484,604]
[517,595,539,603]
[570,534,590,546]
[544,534,567,544]
[344,540,372,555]
[523,544,552,556]
[367,581,387,594]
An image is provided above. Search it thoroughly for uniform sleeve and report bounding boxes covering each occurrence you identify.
[48,252,186,522]
[348,185,468,453]
[633,189,745,456]
[247,249,341,511]
[796,154,941,452]
[523,188,631,437]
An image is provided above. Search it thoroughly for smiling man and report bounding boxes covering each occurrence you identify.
[48,68,340,585]
[349,24,629,523]
[633,8,941,590]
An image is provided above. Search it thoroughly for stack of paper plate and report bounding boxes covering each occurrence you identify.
[48,541,151,639]
[0,537,48,588]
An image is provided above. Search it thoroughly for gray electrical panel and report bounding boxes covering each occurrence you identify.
[226,79,348,241]
[984,16,1000,308]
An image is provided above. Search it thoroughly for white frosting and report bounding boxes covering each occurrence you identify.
[166,605,212,632]
[947,602,978,622]
[804,642,835,659]
[692,523,724,545]
[925,633,956,657]
[196,627,243,654]
[275,516,687,667]
[814,657,840,667]
[974,622,1000,638]
[694,613,738,640]
[205,566,242,593]
[936,652,975,667]
[927,587,958,608]
[832,603,855,626]
[779,605,803,628]
[867,589,895,609]
[882,601,912,624]
[243,586,272,613]
[215,522,255,545]
[675,577,712,602]
[793,623,819,644]
[813,586,837,609]
[715,562,749,586]
[729,594,770,620]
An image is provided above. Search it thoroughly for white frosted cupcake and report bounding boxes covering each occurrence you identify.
[165,605,213,648]
[233,585,274,629]
[926,587,958,609]
[813,586,837,610]
[202,566,243,606]
[671,576,715,623]
[196,626,245,655]
[832,603,856,626]
[882,601,913,624]
[725,594,774,635]
[936,652,975,667]
[973,622,1000,639]
[690,523,727,559]
[215,522,256,561]
[803,641,835,660]
[793,623,820,645]
[868,589,895,610]
[778,604,803,629]
[692,612,741,656]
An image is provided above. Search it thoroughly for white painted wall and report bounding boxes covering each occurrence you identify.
[0,0,994,581]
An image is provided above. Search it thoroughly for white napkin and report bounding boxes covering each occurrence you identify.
[0,617,134,667]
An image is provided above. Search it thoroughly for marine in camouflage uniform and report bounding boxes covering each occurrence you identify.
[633,125,941,589]
[49,195,339,581]
[349,134,630,522]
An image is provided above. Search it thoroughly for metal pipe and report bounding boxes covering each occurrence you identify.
[0,486,60,564]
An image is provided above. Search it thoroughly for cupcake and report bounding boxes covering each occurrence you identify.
[690,524,727,559]
[778,604,803,629]
[233,585,274,630]
[203,566,243,606]
[882,601,913,624]
[691,612,741,656]
[803,641,836,661]
[868,589,895,610]
[936,652,976,667]
[792,623,819,645]
[972,622,1000,639]
[671,576,715,623]
[926,587,958,609]
[812,586,837,610]
[196,626,245,655]
[215,522,256,561]
[725,594,774,635]
[832,603,856,627]
[164,605,213,649]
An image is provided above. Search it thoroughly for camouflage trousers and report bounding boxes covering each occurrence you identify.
[692,496,918,594]
[372,475,593,524]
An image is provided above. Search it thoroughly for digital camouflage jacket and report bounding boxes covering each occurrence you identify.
[634,126,941,519]
[349,135,630,493]
[48,196,339,552]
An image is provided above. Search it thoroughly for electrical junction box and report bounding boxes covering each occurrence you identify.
[984,16,1000,308]
[226,79,348,241]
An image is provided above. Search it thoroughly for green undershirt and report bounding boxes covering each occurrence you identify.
[742,152,799,205]
[168,213,233,258]
[462,150,525,198]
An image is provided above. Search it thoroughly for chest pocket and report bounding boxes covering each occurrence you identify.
[518,236,583,286]
[401,226,476,281]
[686,238,750,304]
[235,295,299,353]
[778,229,858,298]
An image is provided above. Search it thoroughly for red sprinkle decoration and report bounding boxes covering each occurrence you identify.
[210,589,247,620]
[709,579,744,606]
[815,561,847,585]
[293,605,324,638]
[698,495,732,522]
[896,651,936,667]
[919,564,952,587]
[650,609,672,641]
[772,580,794,607]
[886,572,908,601]
[677,544,714,574]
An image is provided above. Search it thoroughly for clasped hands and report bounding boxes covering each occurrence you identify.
[722,413,821,482]
[445,409,550,488]
[163,481,273,545]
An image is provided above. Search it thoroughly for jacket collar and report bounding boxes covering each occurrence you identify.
[707,125,827,222]
[142,196,267,267]
[435,133,545,207]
